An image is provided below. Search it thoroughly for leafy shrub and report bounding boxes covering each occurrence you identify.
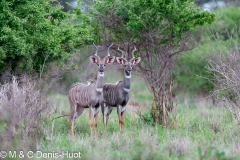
[210,7,240,40]
[0,0,93,75]
[173,7,240,95]
[141,111,155,126]
[173,43,215,94]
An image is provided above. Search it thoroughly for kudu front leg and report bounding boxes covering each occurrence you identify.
[102,103,108,129]
[94,111,99,136]
[120,112,125,131]
[117,105,123,132]
[102,103,112,129]
[89,106,94,137]
[90,106,100,137]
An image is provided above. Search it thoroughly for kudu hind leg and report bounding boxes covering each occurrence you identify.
[70,117,74,139]
[70,105,77,139]
[75,105,84,119]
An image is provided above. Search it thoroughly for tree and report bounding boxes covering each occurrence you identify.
[85,0,215,125]
[0,0,93,76]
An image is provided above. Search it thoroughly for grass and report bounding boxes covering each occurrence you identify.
[34,93,240,160]
[1,73,240,160]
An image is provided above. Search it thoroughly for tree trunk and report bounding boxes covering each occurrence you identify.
[159,87,166,127]
[168,79,173,113]
[151,86,159,123]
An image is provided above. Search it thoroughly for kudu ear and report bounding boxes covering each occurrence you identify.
[131,57,141,65]
[90,55,100,64]
[104,56,115,65]
[116,57,126,65]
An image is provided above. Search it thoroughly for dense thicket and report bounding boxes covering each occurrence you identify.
[0,0,93,75]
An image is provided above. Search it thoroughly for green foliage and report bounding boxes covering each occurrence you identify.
[173,42,215,94]
[141,110,155,126]
[0,0,93,74]
[90,0,215,44]
[173,6,240,95]
[210,7,240,40]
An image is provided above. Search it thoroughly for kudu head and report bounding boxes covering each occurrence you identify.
[90,43,115,76]
[116,46,141,76]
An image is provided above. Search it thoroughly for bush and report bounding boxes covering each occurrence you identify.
[0,76,54,151]
[173,7,240,95]
[0,0,93,75]
[206,42,240,124]
[173,43,215,94]
[210,7,240,40]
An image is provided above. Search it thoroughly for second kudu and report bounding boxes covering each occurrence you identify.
[101,46,141,131]
[68,44,115,138]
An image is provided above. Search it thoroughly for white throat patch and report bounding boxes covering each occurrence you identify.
[123,87,130,92]
[96,88,103,92]
[98,72,104,77]
[125,74,131,79]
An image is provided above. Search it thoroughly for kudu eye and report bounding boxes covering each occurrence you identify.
[104,64,106,66]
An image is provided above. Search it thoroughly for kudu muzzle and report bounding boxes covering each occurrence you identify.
[125,65,132,74]
[99,64,104,73]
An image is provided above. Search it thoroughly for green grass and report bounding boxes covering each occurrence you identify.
[34,94,240,160]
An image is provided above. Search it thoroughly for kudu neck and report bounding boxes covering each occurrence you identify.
[123,71,131,92]
[95,72,104,92]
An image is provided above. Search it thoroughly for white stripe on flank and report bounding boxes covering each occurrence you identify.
[123,88,130,92]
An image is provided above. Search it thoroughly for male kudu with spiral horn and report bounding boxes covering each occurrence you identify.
[101,46,141,131]
[68,44,115,138]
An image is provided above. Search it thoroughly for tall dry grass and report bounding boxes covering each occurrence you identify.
[0,76,54,152]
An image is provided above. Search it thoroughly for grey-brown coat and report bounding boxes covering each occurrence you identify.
[68,44,115,138]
